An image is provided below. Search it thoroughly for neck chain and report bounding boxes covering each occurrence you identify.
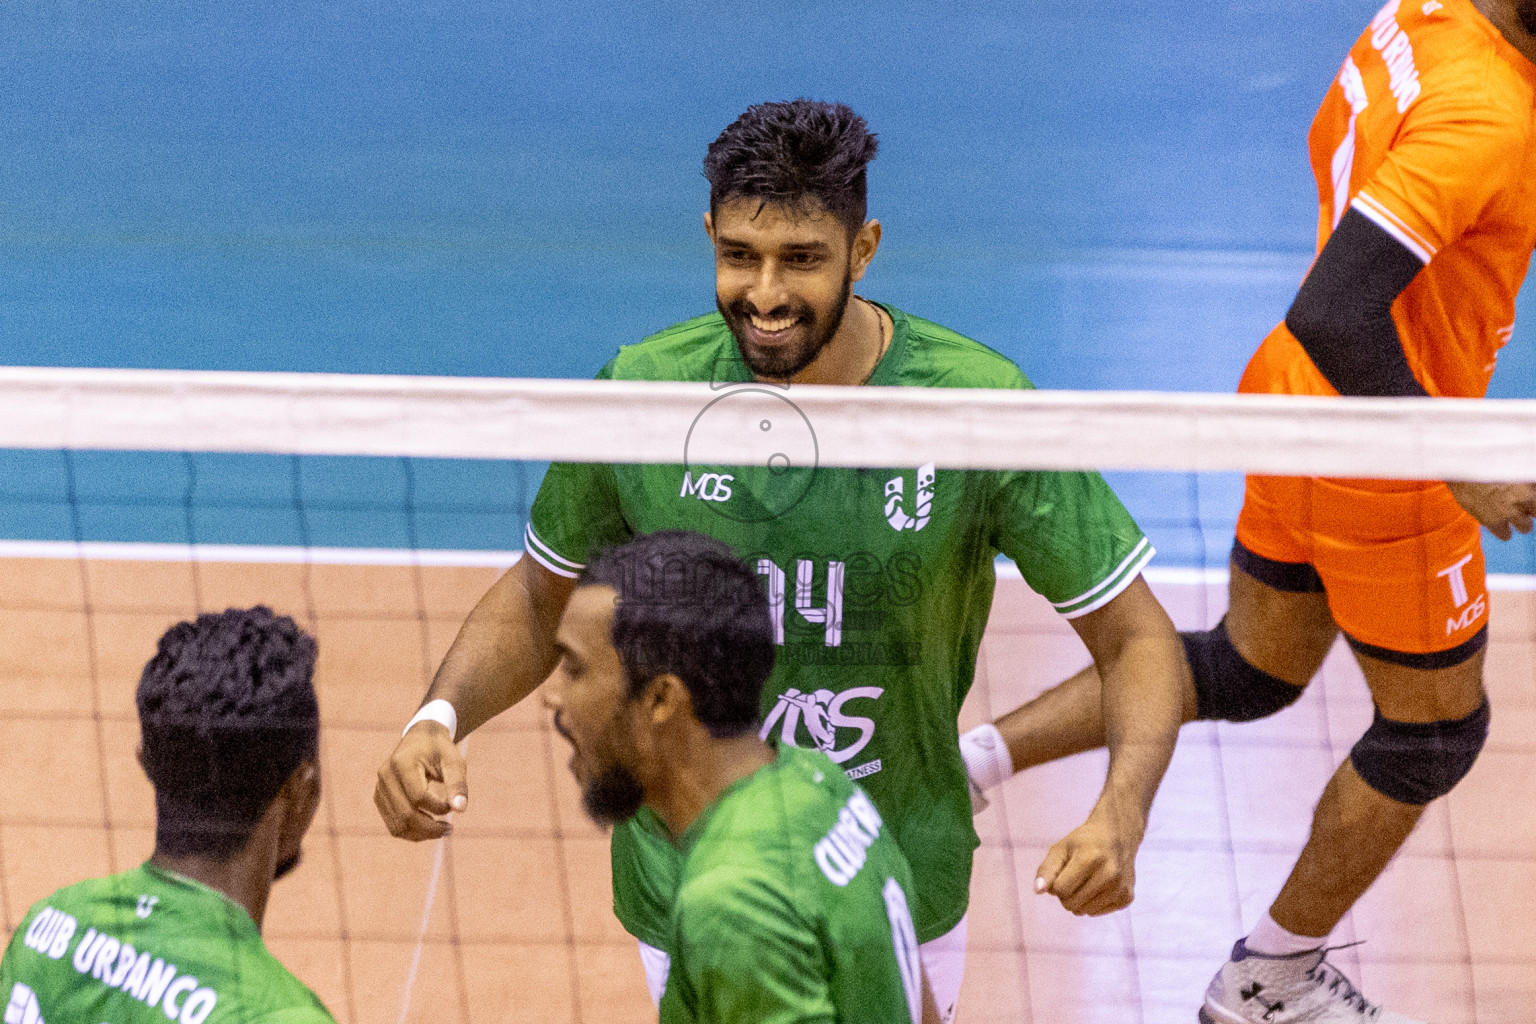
[858,296,890,385]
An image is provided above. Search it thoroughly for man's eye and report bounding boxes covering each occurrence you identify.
[722,250,753,262]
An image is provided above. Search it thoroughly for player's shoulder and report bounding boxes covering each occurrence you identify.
[237,954,336,1022]
[682,748,836,876]
[885,305,1035,391]
[16,865,137,926]
[1410,1,1536,122]
[605,312,736,383]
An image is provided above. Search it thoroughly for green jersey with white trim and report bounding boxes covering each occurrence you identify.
[527,303,1151,945]
[0,863,334,1024]
[659,744,923,1024]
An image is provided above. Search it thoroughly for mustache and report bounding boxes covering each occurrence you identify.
[731,300,813,324]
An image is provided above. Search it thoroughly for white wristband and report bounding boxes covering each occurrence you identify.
[403,699,458,742]
[959,723,1014,792]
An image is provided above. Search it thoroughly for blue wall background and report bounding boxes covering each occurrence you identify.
[1,1,1532,568]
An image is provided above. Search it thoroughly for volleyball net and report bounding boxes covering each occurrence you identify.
[5,364,1536,575]
[4,366,1536,1022]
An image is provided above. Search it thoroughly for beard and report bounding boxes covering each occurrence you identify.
[719,270,853,380]
[580,763,646,825]
[274,850,302,881]
[554,708,647,825]
[1520,0,1536,35]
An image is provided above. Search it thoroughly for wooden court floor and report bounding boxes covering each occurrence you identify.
[0,556,1531,1023]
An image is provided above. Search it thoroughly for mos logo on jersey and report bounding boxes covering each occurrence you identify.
[884,463,935,532]
[760,686,882,764]
[679,471,734,503]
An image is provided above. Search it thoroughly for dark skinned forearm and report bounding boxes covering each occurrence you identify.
[1072,577,1186,836]
[423,554,575,737]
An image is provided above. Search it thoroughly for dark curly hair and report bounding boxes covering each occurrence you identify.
[582,531,775,739]
[137,606,319,859]
[703,99,879,235]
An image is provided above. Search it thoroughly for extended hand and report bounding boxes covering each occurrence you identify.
[374,722,468,841]
[1034,808,1139,917]
[1447,480,1536,541]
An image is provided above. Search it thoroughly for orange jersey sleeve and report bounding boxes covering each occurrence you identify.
[1247,0,1536,400]
[1352,49,1529,262]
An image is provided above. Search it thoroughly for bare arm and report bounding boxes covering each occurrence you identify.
[374,555,576,840]
[1036,575,1186,915]
[428,553,576,736]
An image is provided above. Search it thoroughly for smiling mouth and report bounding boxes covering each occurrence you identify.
[748,312,801,335]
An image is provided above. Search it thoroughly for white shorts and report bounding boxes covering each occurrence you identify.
[639,913,968,1023]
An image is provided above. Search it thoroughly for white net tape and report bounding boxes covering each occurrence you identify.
[2,365,1535,480]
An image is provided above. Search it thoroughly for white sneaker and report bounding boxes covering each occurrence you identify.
[1198,939,1426,1023]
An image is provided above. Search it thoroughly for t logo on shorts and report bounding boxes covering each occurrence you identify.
[1437,554,1474,608]
[1437,554,1485,636]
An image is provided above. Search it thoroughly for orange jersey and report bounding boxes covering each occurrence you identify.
[1244,0,1536,400]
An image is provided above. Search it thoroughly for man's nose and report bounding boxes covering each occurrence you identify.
[746,261,790,312]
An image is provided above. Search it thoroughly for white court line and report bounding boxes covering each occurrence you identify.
[397,737,467,1024]
[397,838,446,1024]
[3,538,1535,590]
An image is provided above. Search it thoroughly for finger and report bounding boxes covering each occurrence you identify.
[374,762,416,831]
[397,807,453,842]
[439,744,469,812]
[1513,512,1534,535]
[1045,848,1101,904]
[1034,844,1070,896]
[375,771,452,841]
[1056,861,1116,914]
[1077,885,1133,918]
[404,737,459,816]
[1490,521,1513,542]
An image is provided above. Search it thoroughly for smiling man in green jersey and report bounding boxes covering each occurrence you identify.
[1,607,335,1024]
[545,530,934,1024]
[376,98,1189,1022]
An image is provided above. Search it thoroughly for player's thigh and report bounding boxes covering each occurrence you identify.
[1311,480,1488,721]
[1354,646,1486,723]
[918,915,966,1024]
[1227,475,1339,686]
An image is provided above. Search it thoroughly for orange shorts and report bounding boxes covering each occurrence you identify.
[1234,473,1487,661]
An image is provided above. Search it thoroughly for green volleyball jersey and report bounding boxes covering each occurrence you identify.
[660,745,923,1024]
[527,303,1151,945]
[0,863,334,1024]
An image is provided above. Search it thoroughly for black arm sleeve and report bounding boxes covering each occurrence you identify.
[1284,206,1429,397]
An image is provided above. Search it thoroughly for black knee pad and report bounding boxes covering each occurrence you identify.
[1350,699,1490,805]
[1184,618,1306,723]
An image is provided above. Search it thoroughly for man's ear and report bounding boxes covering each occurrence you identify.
[280,760,321,817]
[645,673,695,727]
[703,210,715,242]
[849,219,882,284]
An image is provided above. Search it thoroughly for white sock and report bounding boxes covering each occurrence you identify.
[1245,912,1325,957]
[959,723,1014,792]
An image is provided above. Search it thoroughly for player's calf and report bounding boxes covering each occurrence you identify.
[1184,618,1306,723]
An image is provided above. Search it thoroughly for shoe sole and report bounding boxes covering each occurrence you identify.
[1197,1002,1246,1024]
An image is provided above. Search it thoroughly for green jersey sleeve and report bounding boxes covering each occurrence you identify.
[989,468,1153,618]
[660,868,833,1024]
[525,358,632,576]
